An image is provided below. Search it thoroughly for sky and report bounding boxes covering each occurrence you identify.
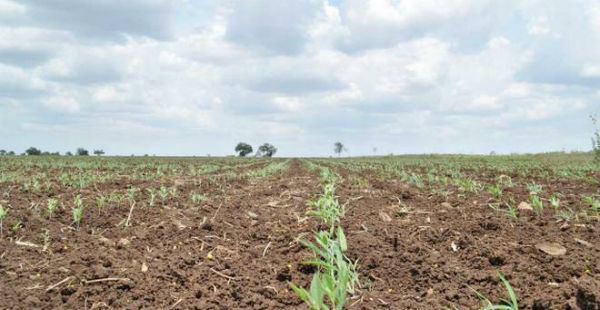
[0,0,599,157]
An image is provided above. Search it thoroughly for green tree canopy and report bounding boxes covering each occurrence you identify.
[235,142,253,157]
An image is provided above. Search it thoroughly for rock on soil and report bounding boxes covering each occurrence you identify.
[535,242,567,256]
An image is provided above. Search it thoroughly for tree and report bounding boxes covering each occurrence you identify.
[93,149,105,156]
[65,151,73,156]
[7,151,14,156]
[592,115,600,161]
[25,147,41,156]
[334,142,345,157]
[235,142,253,157]
[0,150,5,156]
[258,143,277,157]
[76,148,89,156]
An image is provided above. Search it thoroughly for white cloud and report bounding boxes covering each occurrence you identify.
[581,64,600,78]
[0,0,598,156]
[527,16,550,35]
[42,95,80,113]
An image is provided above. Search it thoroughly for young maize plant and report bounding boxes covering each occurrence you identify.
[306,183,346,230]
[190,192,208,204]
[526,182,543,194]
[469,272,519,310]
[147,188,156,207]
[529,194,543,212]
[127,188,138,206]
[489,203,517,219]
[72,194,84,228]
[583,195,600,216]
[0,204,7,237]
[159,186,169,205]
[290,227,359,310]
[487,184,503,199]
[96,196,105,214]
[46,198,58,218]
[292,166,359,310]
[549,194,560,209]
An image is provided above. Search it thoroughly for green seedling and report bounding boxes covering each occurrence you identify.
[47,198,58,218]
[487,185,503,199]
[96,196,105,214]
[42,229,51,245]
[306,183,346,229]
[489,203,517,219]
[169,186,178,198]
[526,182,543,194]
[190,192,208,204]
[583,195,600,215]
[529,195,543,212]
[469,272,519,310]
[147,188,156,207]
[127,187,138,205]
[0,204,7,237]
[159,186,169,205]
[290,227,358,310]
[12,221,22,231]
[72,194,84,228]
[549,195,560,209]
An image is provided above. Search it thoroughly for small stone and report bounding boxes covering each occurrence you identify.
[535,242,567,256]
[426,288,434,297]
[518,201,534,215]
[141,262,148,273]
[379,211,392,222]
[441,202,452,208]
[98,236,115,247]
[575,238,593,248]
[24,295,40,306]
[450,242,459,252]
[560,223,570,231]
[247,211,258,219]
[518,201,533,211]
[117,238,130,248]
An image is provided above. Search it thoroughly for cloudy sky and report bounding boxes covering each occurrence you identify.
[1,0,599,156]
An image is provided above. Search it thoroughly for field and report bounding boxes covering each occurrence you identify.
[0,154,599,310]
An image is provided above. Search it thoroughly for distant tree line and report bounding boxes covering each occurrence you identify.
[0,147,105,156]
[235,142,277,157]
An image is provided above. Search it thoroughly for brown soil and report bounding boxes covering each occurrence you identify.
[0,159,599,310]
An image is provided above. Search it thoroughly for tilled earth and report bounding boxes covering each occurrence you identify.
[0,159,599,310]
